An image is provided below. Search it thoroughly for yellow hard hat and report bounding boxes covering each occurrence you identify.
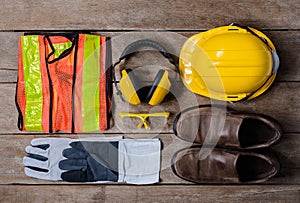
[179,24,280,101]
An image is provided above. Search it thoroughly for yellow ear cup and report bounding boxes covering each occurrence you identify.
[119,69,141,105]
[148,70,171,105]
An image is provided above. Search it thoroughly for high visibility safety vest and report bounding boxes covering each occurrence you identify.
[16,33,112,133]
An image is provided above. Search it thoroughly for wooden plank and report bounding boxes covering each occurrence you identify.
[0,1,298,201]
[1,81,300,133]
[105,81,300,134]
[0,84,18,133]
[1,31,299,82]
[0,185,299,203]
[0,0,299,30]
[112,31,300,82]
[0,133,298,185]
[0,32,20,82]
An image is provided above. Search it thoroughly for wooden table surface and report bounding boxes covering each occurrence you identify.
[0,0,299,202]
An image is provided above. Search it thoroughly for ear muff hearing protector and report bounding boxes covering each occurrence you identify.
[113,39,177,105]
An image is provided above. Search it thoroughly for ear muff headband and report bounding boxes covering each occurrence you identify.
[118,39,176,67]
[113,39,176,103]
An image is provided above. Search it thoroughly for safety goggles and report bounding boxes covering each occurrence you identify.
[119,112,170,129]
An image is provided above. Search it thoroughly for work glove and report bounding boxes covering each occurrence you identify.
[59,139,161,184]
[23,137,161,184]
[23,136,122,181]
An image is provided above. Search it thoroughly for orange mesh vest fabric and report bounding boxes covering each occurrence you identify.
[16,34,112,133]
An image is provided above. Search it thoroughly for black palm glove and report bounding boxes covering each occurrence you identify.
[59,141,119,182]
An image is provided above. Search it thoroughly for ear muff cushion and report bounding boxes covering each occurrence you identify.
[120,69,142,104]
[125,69,150,102]
[121,69,153,103]
[145,69,167,103]
[123,69,139,90]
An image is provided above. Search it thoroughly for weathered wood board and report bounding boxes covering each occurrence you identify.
[1,31,299,82]
[0,185,299,203]
[1,82,299,134]
[0,133,298,185]
[0,0,299,30]
[0,0,299,202]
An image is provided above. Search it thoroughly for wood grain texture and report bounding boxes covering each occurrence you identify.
[0,0,299,201]
[112,81,300,134]
[1,31,299,82]
[1,0,299,30]
[0,185,299,203]
[2,81,300,134]
[0,133,298,185]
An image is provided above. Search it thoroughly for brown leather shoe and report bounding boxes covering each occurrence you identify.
[171,147,280,183]
[173,105,281,149]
